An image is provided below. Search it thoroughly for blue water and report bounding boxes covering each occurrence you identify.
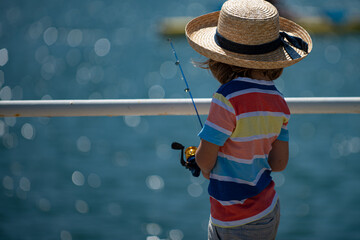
[1,0,360,239]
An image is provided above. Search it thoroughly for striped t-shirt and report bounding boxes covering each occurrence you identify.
[198,77,290,227]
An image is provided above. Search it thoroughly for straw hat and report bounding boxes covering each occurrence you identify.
[185,0,312,69]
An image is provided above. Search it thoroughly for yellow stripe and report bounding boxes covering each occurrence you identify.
[231,116,287,138]
[213,93,232,108]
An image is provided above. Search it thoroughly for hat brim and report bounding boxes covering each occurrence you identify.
[185,11,312,69]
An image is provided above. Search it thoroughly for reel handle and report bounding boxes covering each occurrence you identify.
[171,141,200,177]
[171,142,186,166]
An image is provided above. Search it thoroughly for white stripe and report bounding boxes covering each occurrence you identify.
[210,168,270,186]
[212,197,246,206]
[231,133,278,142]
[210,193,279,227]
[212,97,235,114]
[236,111,290,120]
[218,152,268,165]
[227,88,283,99]
[233,77,275,86]
[205,120,232,136]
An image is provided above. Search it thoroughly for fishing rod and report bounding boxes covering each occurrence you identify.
[168,38,203,129]
[168,39,201,177]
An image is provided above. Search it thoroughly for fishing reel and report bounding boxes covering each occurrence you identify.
[171,142,200,177]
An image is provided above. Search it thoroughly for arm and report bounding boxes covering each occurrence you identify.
[195,139,219,179]
[268,139,289,172]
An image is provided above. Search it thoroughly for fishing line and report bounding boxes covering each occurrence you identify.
[168,39,203,129]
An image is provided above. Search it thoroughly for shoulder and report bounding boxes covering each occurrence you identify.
[216,77,278,97]
[216,78,242,97]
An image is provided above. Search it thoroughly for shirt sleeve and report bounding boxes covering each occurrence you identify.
[198,93,236,146]
[276,97,290,142]
[277,127,289,141]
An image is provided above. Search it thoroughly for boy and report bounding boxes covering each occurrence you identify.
[185,0,312,239]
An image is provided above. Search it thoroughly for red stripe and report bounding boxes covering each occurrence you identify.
[207,102,236,132]
[210,182,276,222]
[230,93,290,115]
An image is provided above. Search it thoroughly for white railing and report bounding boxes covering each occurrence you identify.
[0,97,359,117]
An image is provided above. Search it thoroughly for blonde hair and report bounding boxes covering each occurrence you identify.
[196,59,283,84]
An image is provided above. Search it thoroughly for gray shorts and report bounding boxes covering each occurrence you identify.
[208,200,280,240]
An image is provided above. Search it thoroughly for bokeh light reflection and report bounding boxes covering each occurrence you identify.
[38,198,51,212]
[2,133,18,149]
[90,66,104,83]
[331,135,360,158]
[6,7,21,24]
[43,27,58,46]
[67,29,83,47]
[148,85,165,98]
[5,117,16,127]
[146,175,164,191]
[146,236,160,240]
[113,151,129,167]
[146,222,162,236]
[76,136,91,153]
[75,199,89,214]
[87,173,101,188]
[0,48,9,66]
[124,115,141,128]
[187,182,203,197]
[28,21,44,40]
[76,65,92,85]
[94,38,111,57]
[108,202,122,216]
[272,172,285,187]
[169,229,184,240]
[21,123,35,140]
[2,176,14,190]
[72,170,85,186]
[160,61,177,79]
[35,46,49,64]
[19,177,31,192]
[144,72,163,87]
[295,203,310,217]
[324,45,341,64]
[0,86,12,100]
[156,143,172,160]
[60,230,72,240]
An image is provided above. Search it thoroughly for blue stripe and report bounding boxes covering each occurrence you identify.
[212,156,270,182]
[277,128,289,141]
[198,124,229,146]
[208,170,272,201]
[217,79,278,97]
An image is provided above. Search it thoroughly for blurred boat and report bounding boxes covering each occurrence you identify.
[159,15,360,36]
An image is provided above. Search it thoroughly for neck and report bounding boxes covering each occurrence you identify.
[249,70,272,81]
